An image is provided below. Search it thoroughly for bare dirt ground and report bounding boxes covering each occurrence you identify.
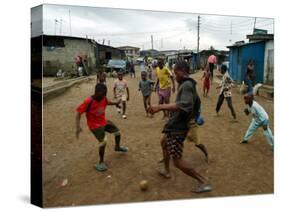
[43,70,274,207]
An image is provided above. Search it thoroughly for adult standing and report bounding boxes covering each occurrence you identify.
[244,60,256,94]
[207,54,217,81]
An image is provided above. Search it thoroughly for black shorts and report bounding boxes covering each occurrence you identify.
[165,133,186,159]
[91,120,119,142]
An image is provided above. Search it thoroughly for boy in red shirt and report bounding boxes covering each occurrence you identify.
[75,83,128,172]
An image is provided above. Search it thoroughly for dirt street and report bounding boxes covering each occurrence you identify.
[43,70,274,207]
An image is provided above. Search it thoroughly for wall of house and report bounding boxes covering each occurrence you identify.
[43,38,96,76]
[229,47,239,81]
[97,45,126,65]
[263,40,274,85]
[229,42,265,83]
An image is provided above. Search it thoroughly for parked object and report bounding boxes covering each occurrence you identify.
[106,59,129,74]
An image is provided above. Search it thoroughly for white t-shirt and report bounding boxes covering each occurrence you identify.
[247,100,269,123]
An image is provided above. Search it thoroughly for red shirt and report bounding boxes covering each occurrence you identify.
[76,96,108,130]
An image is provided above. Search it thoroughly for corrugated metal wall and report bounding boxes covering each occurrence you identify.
[229,41,265,83]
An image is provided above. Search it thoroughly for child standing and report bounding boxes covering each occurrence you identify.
[114,72,130,119]
[215,64,236,120]
[201,67,211,97]
[241,93,274,151]
[96,69,106,85]
[155,59,176,119]
[75,83,128,172]
[139,71,154,117]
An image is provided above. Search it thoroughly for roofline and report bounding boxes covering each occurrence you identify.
[32,34,95,41]
[227,40,265,48]
[118,46,140,50]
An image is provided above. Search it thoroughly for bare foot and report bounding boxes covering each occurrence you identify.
[158,158,164,163]
[158,169,171,179]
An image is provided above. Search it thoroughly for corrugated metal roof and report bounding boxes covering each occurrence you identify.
[227,40,264,48]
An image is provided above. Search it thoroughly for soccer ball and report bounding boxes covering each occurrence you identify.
[139,180,149,191]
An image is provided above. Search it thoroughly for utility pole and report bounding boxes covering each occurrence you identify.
[108,40,110,46]
[229,20,232,43]
[151,35,154,50]
[69,9,72,36]
[59,19,63,35]
[253,17,257,33]
[54,19,59,35]
[197,15,201,69]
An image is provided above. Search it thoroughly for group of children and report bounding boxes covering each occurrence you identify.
[75,58,274,193]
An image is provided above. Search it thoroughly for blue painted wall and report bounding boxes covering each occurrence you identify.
[228,41,265,83]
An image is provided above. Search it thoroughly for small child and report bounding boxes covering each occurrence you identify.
[113,72,130,119]
[201,67,211,97]
[139,71,154,117]
[75,83,128,172]
[96,69,106,85]
[241,93,274,151]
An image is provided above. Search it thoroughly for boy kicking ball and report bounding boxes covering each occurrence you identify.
[75,83,128,172]
[241,93,274,151]
[148,61,212,193]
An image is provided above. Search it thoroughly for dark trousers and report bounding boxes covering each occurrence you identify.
[209,63,214,80]
[216,93,236,118]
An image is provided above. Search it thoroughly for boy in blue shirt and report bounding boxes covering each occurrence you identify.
[241,93,274,151]
[139,71,154,117]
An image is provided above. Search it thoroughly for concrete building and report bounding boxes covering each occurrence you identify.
[118,46,140,62]
[40,35,97,76]
[97,44,126,65]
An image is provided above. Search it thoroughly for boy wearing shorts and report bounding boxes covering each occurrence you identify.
[155,59,175,119]
[75,83,128,172]
[186,120,209,163]
[148,61,212,193]
[114,72,130,119]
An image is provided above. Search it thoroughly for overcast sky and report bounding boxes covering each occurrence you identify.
[31,4,274,51]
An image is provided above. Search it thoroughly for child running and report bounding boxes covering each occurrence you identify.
[139,71,154,117]
[215,64,237,121]
[96,69,106,84]
[201,66,211,97]
[113,72,130,119]
[241,93,274,151]
[186,115,209,163]
[75,83,128,172]
[148,60,212,193]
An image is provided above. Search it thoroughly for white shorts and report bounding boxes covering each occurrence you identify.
[117,94,127,101]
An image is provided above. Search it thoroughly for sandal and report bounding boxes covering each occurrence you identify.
[95,163,108,172]
[115,146,128,152]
